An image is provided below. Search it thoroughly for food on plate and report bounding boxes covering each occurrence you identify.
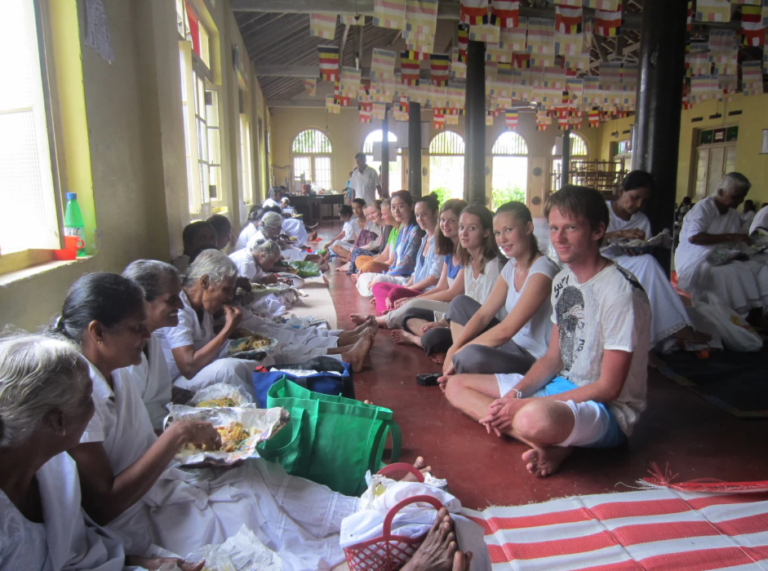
[216,422,256,453]
[195,397,238,408]
[231,334,274,351]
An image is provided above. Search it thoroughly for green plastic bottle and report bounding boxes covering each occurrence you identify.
[64,192,86,257]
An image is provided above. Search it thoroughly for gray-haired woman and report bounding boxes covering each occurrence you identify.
[249,212,329,265]
[228,239,282,284]
[0,334,202,571]
[153,249,262,398]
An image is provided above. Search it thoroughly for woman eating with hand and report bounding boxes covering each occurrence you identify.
[438,202,559,386]
[229,239,283,285]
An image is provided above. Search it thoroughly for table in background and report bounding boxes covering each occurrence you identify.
[288,194,345,225]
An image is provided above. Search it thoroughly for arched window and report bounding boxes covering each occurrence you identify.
[362,130,403,190]
[292,129,333,190]
[428,131,465,200]
[491,133,529,209]
[551,133,588,191]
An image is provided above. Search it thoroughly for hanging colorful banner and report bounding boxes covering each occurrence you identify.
[371,48,397,81]
[404,0,439,53]
[595,5,622,37]
[458,23,470,61]
[505,109,518,130]
[372,102,387,120]
[309,14,337,39]
[718,74,738,101]
[695,0,732,22]
[742,60,764,95]
[512,52,531,68]
[527,18,555,66]
[491,0,520,28]
[686,50,712,77]
[460,0,489,25]
[339,66,361,97]
[564,50,590,70]
[340,14,364,26]
[302,78,317,97]
[333,81,351,107]
[570,110,583,129]
[555,5,582,34]
[486,43,513,62]
[185,2,201,57]
[690,75,720,103]
[741,5,765,45]
[318,45,340,81]
[430,53,450,86]
[400,50,423,85]
[500,17,527,52]
[535,109,551,130]
[374,0,407,29]
[709,29,738,75]
[432,109,445,129]
[555,31,582,55]
[359,103,373,123]
[469,24,500,43]
[451,47,467,78]
[588,108,601,127]
[486,111,495,125]
[326,94,340,114]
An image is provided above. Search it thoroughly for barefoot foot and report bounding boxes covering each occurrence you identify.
[429,353,446,365]
[391,329,421,347]
[521,446,572,478]
[342,333,373,373]
[349,313,370,326]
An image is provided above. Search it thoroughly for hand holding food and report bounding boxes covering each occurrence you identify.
[172,420,222,451]
[223,305,242,330]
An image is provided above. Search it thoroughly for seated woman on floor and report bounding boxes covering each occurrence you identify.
[251,212,328,265]
[366,198,465,327]
[338,200,387,273]
[604,170,710,348]
[325,202,365,260]
[436,202,560,379]
[262,185,283,209]
[54,273,378,568]
[368,193,441,313]
[348,198,397,274]
[395,205,506,363]
[153,249,265,398]
[0,335,203,571]
[207,213,233,251]
[172,221,217,274]
[229,238,283,285]
[354,190,424,296]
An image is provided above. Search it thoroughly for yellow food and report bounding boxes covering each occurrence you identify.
[233,334,273,352]
[216,422,251,452]
[195,397,237,408]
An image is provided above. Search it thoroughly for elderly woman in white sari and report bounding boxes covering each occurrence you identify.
[248,212,328,265]
[0,334,202,571]
[153,250,263,399]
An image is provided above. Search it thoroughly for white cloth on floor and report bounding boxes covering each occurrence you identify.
[239,314,340,364]
[155,291,262,398]
[80,362,359,570]
[606,200,653,239]
[550,264,651,436]
[120,334,172,431]
[0,452,131,571]
[676,196,768,316]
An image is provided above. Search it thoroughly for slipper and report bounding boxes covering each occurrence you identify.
[416,373,440,387]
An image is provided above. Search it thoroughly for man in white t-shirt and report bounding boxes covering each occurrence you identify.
[675,172,768,320]
[479,185,651,477]
[349,152,382,205]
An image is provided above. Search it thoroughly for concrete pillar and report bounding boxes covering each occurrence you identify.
[408,102,422,196]
[464,40,486,205]
[381,108,390,197]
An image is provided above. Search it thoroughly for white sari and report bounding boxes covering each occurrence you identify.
[0,452,131,571]
[81,362,359,570]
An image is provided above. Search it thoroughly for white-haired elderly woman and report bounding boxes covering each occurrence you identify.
[248,212,328,265]
[53,273,445,569]
[153,249,264,398]
[229,238,283,284]
[0,334,203,571]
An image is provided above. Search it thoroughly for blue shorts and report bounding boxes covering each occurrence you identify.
[496,375,628,449]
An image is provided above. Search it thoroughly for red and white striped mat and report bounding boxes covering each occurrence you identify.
[463,485,768,571]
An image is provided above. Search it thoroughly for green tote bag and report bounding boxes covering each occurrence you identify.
[256,378,401,496]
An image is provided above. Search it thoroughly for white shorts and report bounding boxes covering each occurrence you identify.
[496,374,626,448]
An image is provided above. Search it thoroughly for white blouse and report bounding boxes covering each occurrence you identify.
[465,257,507,319]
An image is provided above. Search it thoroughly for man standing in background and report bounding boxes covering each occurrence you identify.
[350,152,383,204]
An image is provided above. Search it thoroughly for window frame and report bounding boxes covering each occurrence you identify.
[0,0,68,275]
[291,129,333,191]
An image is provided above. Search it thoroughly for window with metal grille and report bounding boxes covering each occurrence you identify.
[363,129,403,190]
[292,130,333,190]
[551,133,588,156]
[429,131,465,155]
[492,132,529,156]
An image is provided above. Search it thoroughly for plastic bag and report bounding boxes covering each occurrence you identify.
[184,525,282,571]
[693,292,763,352]
[187,383,254,408]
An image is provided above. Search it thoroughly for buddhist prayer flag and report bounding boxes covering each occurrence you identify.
[500,18,527,51]
[400,51,423,85]
[432,109,445,129]
[302,79,316,97]
[491,0,519,28]
[690,75,720,102]
[595,4,622,37]
[564,50,590,70]
[555,31,582,55]
[326,94,340,114]
[486,111,495,125]
[460,0,489,25]
[318,46,340,81]
[719,74,738,101]
[405,0,439,53]
[555,5,582,33]
[451,48,467,78]
[372,102,387,120]
[527,18,555,56]
[371,48,397,81]
[686,50,712,77]
[695,0,731,22]
[430,53,450,86]
[505,110,518,130]
[742,60,764,95]
[741,5,765,45]
[309,14,337,39]
[709,29,738,75]
[374,0,407,29]
[512,52,531,68]
[458,23,470,61]
[536,110,551,130]
[469,24,500,42]
[359,103,372,123]
[585,0,620,9]
[486,43,513,62]
[339,67,361,97]
[588,108,601,127]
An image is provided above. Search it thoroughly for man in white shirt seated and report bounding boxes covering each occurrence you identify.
[675,172,768,322]
[750,203,768,235]
[470,185,651,478]
[350,152,382,205]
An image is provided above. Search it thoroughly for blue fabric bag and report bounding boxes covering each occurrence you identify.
[252,356,354,407]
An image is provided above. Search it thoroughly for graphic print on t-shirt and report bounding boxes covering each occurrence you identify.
[555,278,586,376]
[615,264,644,292]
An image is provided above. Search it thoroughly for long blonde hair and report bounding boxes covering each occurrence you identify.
[455,205,503,274]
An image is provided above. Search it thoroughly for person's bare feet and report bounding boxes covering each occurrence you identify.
[342,331,374,372]
[430,353,446,365]
[351,274,359,284]
[400,508,458,571]
[522,446,572,478]
[307,230,318,242]
[350,313,371,326]
[336,263,351,273]
[392,329,421,347]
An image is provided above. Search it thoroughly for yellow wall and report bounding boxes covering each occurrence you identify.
[595,93,768,205]
[270,106,600,194]
[0,0,268,331]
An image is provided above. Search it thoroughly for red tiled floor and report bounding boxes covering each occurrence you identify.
[317,224,768,510]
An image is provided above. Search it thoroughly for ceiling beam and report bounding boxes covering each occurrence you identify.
[267,99,333,108]
[255,64,459,82]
